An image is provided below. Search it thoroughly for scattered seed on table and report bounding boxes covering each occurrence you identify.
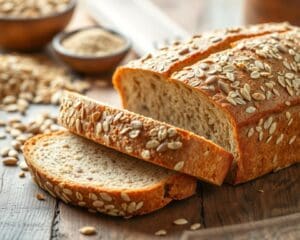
[173,218,189,225]
[19,161,29,171]
[2,157,18,166]
[155,229,167,236]
[0,132,6,139]
[36,193,46,201]
[79,226,97,235]
[0,147,10,157]
[8,149,18,158]
[190,223,201,230]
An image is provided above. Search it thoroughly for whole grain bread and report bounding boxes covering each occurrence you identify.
[59,91,233,185]
[23,131,196,217]
[113,23,300,184]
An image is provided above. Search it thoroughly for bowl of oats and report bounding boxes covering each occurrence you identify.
[52,26,131,75]
[0,0,76,51]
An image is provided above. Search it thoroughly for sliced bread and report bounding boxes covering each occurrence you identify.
[113,25,300,184]
[23,131,196,217]
[59,91,233,185]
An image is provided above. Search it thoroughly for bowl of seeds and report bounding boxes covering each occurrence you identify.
[52,26,131,75]
[0,0,77,51]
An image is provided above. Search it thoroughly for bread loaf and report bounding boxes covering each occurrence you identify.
[23,131,196,217]
[59,91,233,185]
[113,23,300,184]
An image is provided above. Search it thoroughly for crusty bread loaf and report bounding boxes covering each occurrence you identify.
[113,23,300,184]
[59,91,233,185]
[23,131,196,217]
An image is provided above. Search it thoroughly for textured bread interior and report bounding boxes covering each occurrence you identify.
[120,71,237,155]
[29,132,173,189]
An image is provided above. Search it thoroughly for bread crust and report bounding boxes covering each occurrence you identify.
[124,22,292,76]
[113,24,300,184]
[23,131,196,217]
[59,92,233,185]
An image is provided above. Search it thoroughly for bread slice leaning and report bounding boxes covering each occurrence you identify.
[23,131,196,217]
[59,91,233,185]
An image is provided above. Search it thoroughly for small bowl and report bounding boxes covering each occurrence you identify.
[0,0,77,51]
[52,26,131,75]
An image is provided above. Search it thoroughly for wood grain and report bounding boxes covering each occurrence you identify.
[58,192,202,240]
[182,212,300,240]
[201,164,300,228]
[0,111,57,240]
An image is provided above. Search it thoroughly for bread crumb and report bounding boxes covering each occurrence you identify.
[19,171,25,178]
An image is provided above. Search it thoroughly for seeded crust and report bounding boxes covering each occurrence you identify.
[113,23,300,184]
[171,30,300,183]
[23,131,196,217]
[59,91,233,185]
[126,22,293,76]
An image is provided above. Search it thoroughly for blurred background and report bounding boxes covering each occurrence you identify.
[152,0,300,32]
[84,0,300,55]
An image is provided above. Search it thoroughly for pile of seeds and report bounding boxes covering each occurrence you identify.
[0,112,62,169]
[62,28,126,57]
[0,54,90,114]
[0,0,71,18]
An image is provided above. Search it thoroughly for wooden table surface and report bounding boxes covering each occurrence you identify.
[0,1,299,240]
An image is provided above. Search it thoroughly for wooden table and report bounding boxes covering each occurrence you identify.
[0,1,299,239]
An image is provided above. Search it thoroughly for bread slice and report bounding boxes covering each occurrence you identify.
[113,25,300,184]
[59,91,233,185]
[23,131,196,217]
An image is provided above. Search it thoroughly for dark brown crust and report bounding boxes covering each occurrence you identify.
[23,131,196,217]
[113,23,300,184]
[59,91,233,185]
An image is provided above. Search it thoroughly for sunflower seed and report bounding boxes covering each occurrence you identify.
[155,229,167,236]
[129,129,140,139]
[167,141,183,150]
[276,134,284,145]
[141,149,150,160]
[269,122,277,135]
[252,92,265,101]
[0,132,6,139]
[263,117,273,129]
[121,192,131,202]
[2,157,18,166]
[36,193,46,201]
[156,142,168,152]
[190,223,201,230]
[173,218,188,225]
[250,71,260,79]
[247,128,254,137]
[146,139,160,149]
[19,161,29,171]
[174,161,184,171]
[245,106,256,113]
[19,171,25,178]
[79,226,97,236]
[289,136,296,144]
[131,120,143,129]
